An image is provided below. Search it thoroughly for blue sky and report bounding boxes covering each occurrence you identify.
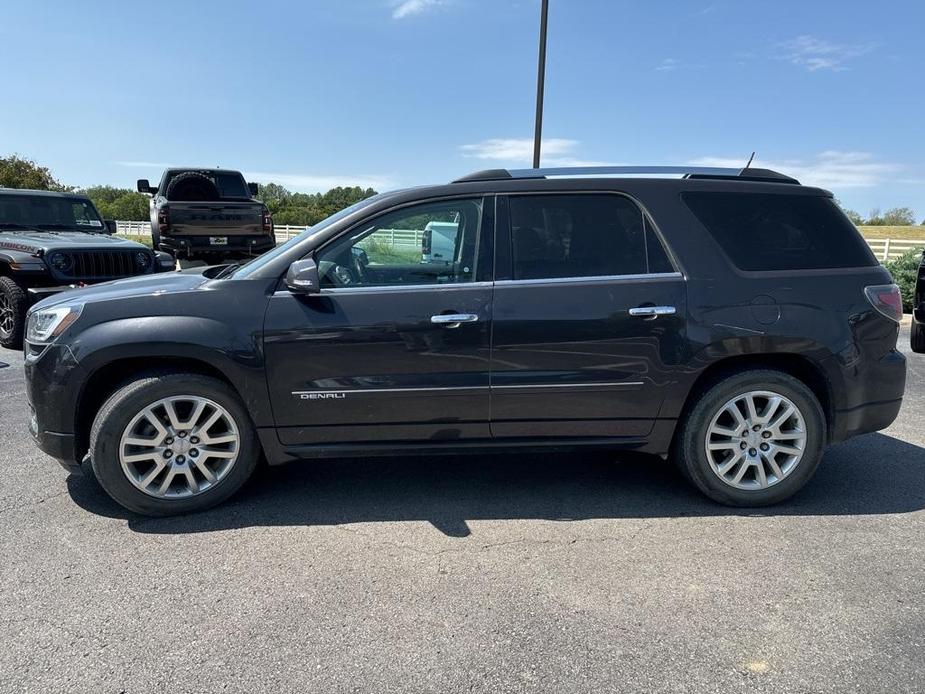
[2,0,923,218]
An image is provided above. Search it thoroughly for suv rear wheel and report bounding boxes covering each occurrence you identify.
[912,318,925,353]
[673,369,825,506]
[89,372,259,516]
[0,276,27,349]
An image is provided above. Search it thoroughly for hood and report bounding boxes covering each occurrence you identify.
[32,267,212,310]
[0,230,148,255]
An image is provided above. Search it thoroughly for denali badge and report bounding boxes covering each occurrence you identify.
[295,392,346,400]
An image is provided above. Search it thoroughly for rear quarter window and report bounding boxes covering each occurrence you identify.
[682,192,877,271]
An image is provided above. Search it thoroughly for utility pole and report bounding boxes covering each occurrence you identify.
[532,0,549,169]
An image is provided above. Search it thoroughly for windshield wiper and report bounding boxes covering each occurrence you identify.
[213,263,242,279]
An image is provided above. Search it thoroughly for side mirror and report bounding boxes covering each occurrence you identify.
[137,179,154,194]
[104,220,117,234]
[285,258,321,294]
[248,182,259,197]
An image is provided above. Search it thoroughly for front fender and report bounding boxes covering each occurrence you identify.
[69,315,273,427]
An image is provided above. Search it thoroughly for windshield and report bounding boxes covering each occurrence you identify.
[0,195,104,232]
[229,193,387,279]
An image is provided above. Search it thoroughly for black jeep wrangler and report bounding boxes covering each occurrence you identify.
[0,188,173,348]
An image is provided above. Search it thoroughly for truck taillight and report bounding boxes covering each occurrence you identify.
[864,284,903,323]
[158,206,171,231]
[262,208,273,234]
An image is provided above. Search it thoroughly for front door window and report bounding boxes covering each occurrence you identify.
[316,198,483,288]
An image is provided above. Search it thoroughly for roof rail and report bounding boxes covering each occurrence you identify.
[452,165,799,184]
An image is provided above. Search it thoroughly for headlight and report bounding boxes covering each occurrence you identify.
[49,252,73,273]
[135,251,152,270]
[26,304,83,344]
[155,251,176,271]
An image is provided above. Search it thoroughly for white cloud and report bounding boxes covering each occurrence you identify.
[688,151,899,188]
[655,58,680,72]
[459,138,617,167]
[392,0,446,19]
[781,35,876,72]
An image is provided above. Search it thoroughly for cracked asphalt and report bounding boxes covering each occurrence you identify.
[0,325,923,693]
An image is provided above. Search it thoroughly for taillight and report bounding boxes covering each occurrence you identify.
[864,284,903,323]
[158,206,171,231]
[262,207,273,234]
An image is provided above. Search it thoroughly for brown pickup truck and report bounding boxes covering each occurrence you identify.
[138,168,276,261]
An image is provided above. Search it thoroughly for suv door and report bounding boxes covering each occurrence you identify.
[264,196,494,446]
[490,192,686,439]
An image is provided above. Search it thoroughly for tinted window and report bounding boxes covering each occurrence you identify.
[645,216,674,274]
[683,192,876,271]
[509,194,667,280]
[317,198,482,288]
[214,172,249,198]
[0,195,103,231]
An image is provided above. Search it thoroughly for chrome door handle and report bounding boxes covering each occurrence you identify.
[629,305,676,318]
[431,313,479,327]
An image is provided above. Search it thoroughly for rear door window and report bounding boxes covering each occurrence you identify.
[683,192,876,271]
[507,194,674,280]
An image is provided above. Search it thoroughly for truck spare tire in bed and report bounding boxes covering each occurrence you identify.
[166,171,220,201]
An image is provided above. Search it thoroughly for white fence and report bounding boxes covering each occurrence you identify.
[865,238,925,261]
[118,222,424,249]
[115,222,923,262]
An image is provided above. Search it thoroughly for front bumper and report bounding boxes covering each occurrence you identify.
[27,406,81,472]
[159,235,276,256]
[25,343,86,471]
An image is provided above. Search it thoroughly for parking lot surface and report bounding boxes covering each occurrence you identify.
[0,326,922,693]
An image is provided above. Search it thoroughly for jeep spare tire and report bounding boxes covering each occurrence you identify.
[166,172,220,202]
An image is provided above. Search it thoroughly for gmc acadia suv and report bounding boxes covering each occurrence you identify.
[24,165,907,516]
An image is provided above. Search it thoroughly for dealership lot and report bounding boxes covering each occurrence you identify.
[0,326,922,693]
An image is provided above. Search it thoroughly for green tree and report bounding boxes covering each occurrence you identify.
[79,185,150,221]
[255,182,292,213]
[880,207,916,226]
[884,248,924,312]
[0,154,68,191]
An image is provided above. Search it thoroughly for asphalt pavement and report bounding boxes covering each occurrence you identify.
[0,325,922,693]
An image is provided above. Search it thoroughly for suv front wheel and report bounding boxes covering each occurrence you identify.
[674,369,826,506]
[89,372,260,516]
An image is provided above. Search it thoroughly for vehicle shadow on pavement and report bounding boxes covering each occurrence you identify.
[66,432,925,536]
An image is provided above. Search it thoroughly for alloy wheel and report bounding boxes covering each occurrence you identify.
[0,295,13,336]
[119,395,240,499]
[704,390,807,490]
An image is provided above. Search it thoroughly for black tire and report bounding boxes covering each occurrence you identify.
[88,372,260,516]
[912,318,925,353]
[166,171,219,202]
[672,369,826,506]
[0,276,28,349]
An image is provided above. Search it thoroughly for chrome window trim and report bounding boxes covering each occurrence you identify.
[494,271,682,288]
